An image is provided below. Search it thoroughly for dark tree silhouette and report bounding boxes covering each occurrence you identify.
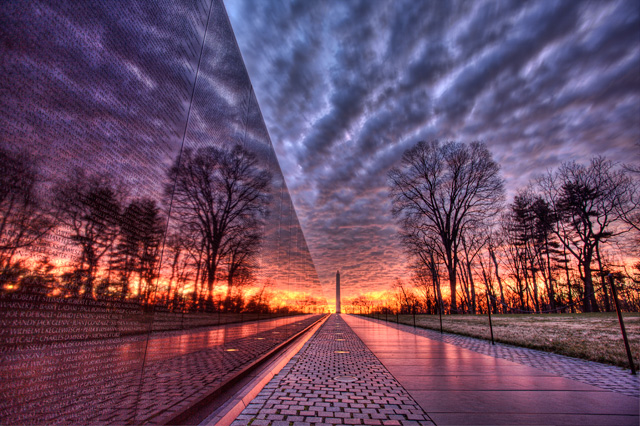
[163,232,188,307]
[538,157,634,312]
[506,189,562,312]
[54,171,122,298]
[112,198,164,302]
[400,223,443,314]
[458,227,487,314]
[113,201,141,298]
[166,144,271,307]
[221,223,262,312]
[0,148,54,277]
[389,141,504,313]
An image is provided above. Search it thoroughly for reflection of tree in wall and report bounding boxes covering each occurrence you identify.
[53,171,123,298]
[221,223,262,312]
[111,198,164,301]
[166,143,271,309]
[52,170,165,301]
[0,147,54,278]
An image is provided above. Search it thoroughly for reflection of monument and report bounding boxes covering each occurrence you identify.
[336,270,341,313]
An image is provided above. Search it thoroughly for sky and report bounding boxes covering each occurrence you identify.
[1,0,638,304]
[225,0,640,299]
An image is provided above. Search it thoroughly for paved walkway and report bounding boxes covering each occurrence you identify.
[232,315,434,426]
[235,314,639,426]
[359,315,640,398]
[345,315,639,426]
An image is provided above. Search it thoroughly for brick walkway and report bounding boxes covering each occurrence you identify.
[232,315,434,426]
[361,316,640,398]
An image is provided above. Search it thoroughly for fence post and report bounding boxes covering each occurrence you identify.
[438,296,443,334]
[608,274,636,375]
[486,292,494,345]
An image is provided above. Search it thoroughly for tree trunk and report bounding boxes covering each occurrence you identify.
[515,275,525,312]
[225,267,236,312]
[467,260,476,314]
[489,247,506,313]
[530,256,539,312]
[544,236,556,311]
[447,259,458,314]
[166,251,179,306]
[582,249,599,313]
[458,268,470,314]
[430,252,443,316]
[595,242,611,312]
[480,258,496,314]
[562,245,574,313]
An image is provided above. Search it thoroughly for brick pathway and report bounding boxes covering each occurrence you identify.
[361,316,640,398]
[232,315,434,426]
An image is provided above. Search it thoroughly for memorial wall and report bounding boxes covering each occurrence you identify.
[0,0,328,423]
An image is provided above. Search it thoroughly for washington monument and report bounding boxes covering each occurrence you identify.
[336,270,341,313]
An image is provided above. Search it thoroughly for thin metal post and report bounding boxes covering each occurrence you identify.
[608,274,636,375]
[438,295,443,334]
[486,292,494,345]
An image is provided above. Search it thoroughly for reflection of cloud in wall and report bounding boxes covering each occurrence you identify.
[0,0,326,305]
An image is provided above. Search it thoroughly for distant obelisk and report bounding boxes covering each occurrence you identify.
[336,270,341,314]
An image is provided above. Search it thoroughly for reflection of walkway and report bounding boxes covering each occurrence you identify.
[1,314,321,425]
[237,314,639,426]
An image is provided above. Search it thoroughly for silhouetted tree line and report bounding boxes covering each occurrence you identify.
[389,141,640,314]
[0,144,286,314]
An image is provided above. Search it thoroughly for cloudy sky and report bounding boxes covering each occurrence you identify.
[226,0,640,298]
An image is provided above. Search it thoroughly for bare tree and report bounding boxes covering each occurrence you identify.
[0,148,54,276]
[400,219,443,313]
[486,231,507,312]
[389,141,504,313]
[166,144,271,307]
[54,170,122,298]
[221,223,262,311]
[459,227,487,314]
[163,232,186,307]
[131,199,164,303]
[537,157,633,312]
[392,278,419,314]
[501,211,529,311]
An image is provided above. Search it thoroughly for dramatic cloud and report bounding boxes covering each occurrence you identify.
[226,0,640,298]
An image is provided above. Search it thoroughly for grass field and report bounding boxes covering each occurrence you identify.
[366,312,640,370]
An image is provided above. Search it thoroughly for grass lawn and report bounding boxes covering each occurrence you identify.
[368,312,639,370]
